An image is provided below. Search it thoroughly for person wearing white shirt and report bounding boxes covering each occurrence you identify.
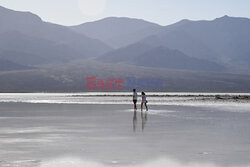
[141,92,148,111]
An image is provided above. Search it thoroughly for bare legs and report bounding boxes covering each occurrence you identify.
[145,103,148,111]
[133,100,137,110]
[134,103,137,110]
[141,102,148,111]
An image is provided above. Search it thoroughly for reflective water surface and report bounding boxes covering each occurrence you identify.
[0,93,250,167]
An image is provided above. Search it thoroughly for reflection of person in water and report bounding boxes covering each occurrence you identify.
[141,92,148,111]
[141,109,148,131]
[133,109,137,132]
[133,109,148,132]
[133,91,149,132]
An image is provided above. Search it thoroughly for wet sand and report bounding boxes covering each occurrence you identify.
[0,102,250,167]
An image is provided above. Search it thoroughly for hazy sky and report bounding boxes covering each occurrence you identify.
[0,0,250,26]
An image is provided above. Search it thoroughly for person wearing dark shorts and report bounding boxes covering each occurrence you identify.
[133,89,138,110]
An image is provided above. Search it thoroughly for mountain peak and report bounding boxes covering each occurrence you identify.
[222,15,230,18]
[0,5,42,22]
[214,15,250,21]
[214,15,232,21]
[165,19,192,29]
[75,16,159,27]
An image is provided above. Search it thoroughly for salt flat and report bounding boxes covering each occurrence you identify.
[0,93,250,167]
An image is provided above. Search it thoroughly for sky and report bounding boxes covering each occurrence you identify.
[0,0,250,26]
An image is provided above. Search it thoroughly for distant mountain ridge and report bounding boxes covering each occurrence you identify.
[0,58,32,71]
[0,5,250,92]
[97,43,226,72]
[0,5,112,66]
[1,4,249,73]
[132,46,226,72]
[92,15,250,73]
[150,15,250,69]
[70,17,163,48]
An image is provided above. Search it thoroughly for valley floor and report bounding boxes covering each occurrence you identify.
[0,93,250,167]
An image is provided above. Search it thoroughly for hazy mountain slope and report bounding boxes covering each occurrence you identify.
[0,58,32,71]
[0,60,249,92]
[97,43,225,72]
[0,50,48,66]
[97,42,154,63]
[0,5,250,92]
[0,5,111,58]
[165,19,192,30]
[0,31,83,65]
[70,17,162,48]
[170,16,250,62]
[132,46,226,72]
[141,30,218,61]
[142,16,250,68]
[97,15,250,73]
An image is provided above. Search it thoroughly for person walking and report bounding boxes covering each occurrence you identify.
[141,92,148,111]
[133,89,138,110]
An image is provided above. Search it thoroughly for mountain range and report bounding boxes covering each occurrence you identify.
[0,5,250,92]
[74,15,250,73]
[70,17,162,49]
[0,6,111,66]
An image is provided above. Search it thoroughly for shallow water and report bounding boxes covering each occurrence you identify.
[0,92,250,107]
[0,93,250,167]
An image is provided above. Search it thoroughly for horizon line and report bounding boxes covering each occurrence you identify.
[1,4,250,27]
